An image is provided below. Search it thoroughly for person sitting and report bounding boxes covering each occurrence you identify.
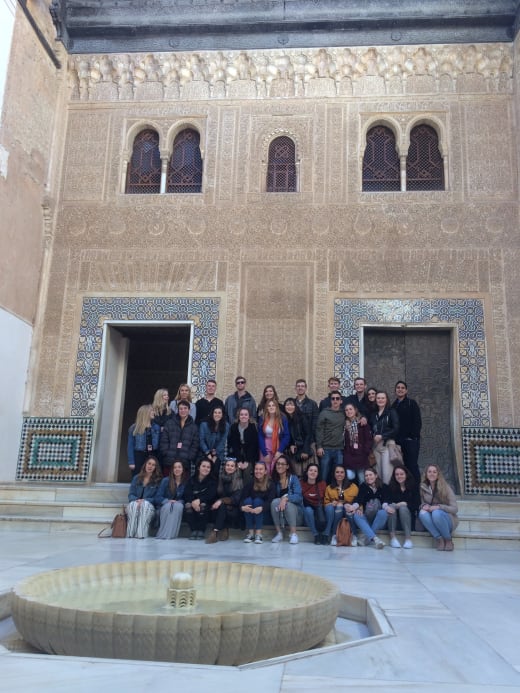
[352,467,389,549]
[206,458,243,543]
[155,460,188,540]
[385,465,419,549]
[419,464,458,551]
[183,458,217,540]
[301,462,327,544]
[324,464,359,546]
[227,407,259,486]
[240,461,275,544]
[126,456,162,538]
[270,455,304,545]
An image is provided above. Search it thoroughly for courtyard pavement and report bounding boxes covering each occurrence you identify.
[1,529,519,692]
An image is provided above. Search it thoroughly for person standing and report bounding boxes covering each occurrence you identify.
[315,390,346,483]
[160,400,199,476]
[294,379,319,448]
[319,377,348,411]
[195,379,224,424]
[392,380,422,484]
[345,377,370,418]
[224,376,257,424]
[370,391,399,484]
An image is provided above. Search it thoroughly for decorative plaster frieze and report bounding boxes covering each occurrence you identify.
[68,44,513,102]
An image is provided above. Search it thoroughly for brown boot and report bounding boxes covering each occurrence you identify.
[444,539,454,551]
[218,527,229,541]
[205,530,218,544]
[436,537,445,551]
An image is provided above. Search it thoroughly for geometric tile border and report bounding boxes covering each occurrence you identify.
[462,427,520,496]
[334,298,490,427]
[16,417,94,482]
[72,296,221,416]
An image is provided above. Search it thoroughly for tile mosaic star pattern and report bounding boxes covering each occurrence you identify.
[333,298,490,427]
[462,427,520,496]
[72,296,220,416]
[16,417,94,482]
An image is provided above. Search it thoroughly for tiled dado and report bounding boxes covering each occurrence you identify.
[72,296,220,417]
[462,427,520,496]
[16,417,94,482]
[334,298,490,427]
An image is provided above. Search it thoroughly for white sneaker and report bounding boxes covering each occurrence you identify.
[243,534,254,543]
[350,535,358,547]
[330,535,337,546]
[403,539,413,549]
[271,532,283,543]
[254,534,263,544]
[390,537,401,548]
[373,536,385,549]
[289,533,298,545]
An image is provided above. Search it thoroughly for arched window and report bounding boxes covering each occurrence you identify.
[406,124,444,190]
[266,136,297,192]
[362,125,400,192]
[125,129,161,194]
[167,128,203,193]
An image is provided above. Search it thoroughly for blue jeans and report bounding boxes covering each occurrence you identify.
[419,509,453,539]
[353,509,388,540]
[319,449,343,484]
[324,504,356,536]
[243,497,264,531]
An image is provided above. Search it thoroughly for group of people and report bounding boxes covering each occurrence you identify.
[124,376,458,550]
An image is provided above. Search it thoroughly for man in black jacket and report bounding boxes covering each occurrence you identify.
[391,380,422,484]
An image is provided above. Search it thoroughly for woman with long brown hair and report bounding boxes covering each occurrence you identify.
[155,460,188,539]
[258,399,290,475]
[126,455,162,538]
[419,464,458,551]
[270,454,304,545]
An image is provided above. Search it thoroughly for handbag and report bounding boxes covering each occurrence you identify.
[98,506,127,538]
[336,518,352,546]
[387,441,403,465]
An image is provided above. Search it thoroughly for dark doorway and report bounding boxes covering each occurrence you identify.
[115,324,191,481]
[363,328,458,490]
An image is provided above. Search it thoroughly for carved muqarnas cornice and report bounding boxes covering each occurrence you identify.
[68,44,513,102]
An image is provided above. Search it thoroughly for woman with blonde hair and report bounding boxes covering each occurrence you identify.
[127,404,161,476]
[419,464,458,551]
[126,455,162,538]
[258,399,290,476]
[170,383,197,420]
[151,388,172,429]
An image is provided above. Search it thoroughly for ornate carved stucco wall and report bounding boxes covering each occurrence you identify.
[29,43,519,438]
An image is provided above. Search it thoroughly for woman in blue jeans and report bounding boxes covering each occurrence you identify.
[240,461,275,544]
[324,465,359,546]
[419,464,458,551]
[301,463,327,544]
[353,467,389,549]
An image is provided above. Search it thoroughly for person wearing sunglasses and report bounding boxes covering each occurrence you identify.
[315,390,346,484]
[224,376,257,424]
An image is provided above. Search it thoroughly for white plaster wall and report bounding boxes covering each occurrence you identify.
[0,307,32,481]
[0,1,16,122]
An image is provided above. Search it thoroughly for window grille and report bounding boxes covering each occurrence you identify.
[406,124,444,191]
[126,129,161,194]
[266,136,297,192]
[362,126,400,192]
[167,129,203,193]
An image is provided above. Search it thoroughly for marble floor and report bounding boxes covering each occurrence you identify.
[1,530,520,692]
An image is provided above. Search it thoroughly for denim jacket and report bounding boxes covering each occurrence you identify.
[274,474,303,507]
[127,422,161,466]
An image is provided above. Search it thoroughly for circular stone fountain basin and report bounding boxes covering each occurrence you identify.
[11,560,340,666]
